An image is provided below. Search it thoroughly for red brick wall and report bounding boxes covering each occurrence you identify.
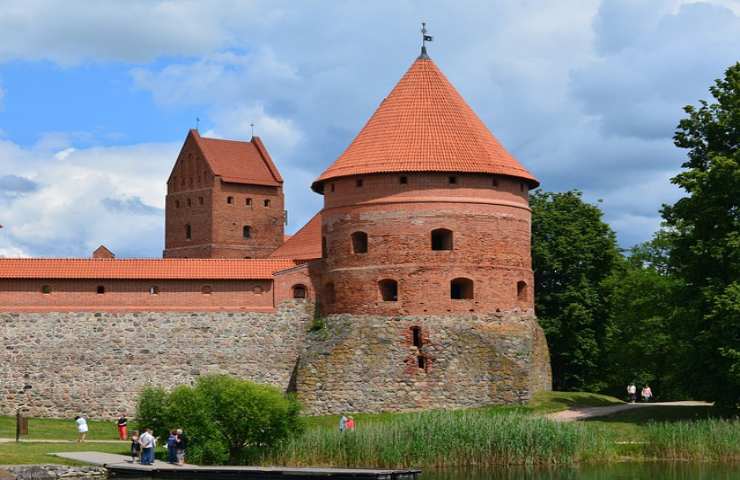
[0,279,275,311]
[164,137,285,259]
[273,261,321,304]
[320,173,534,315]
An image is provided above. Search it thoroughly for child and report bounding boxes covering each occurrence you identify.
[130,430,141,463]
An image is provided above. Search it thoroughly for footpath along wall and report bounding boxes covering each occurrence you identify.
[0,301,312,419]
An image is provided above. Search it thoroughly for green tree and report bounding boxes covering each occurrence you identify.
[136,375,303,464]
[661,62,740,406]
[530,190,621,391]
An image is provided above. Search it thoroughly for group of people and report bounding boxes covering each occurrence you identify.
[130,428,187,465]
[338,415,356,432]
[626,382,653,403]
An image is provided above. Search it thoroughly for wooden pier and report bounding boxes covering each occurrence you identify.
[52,452,421,480]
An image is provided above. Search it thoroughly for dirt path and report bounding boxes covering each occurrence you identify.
[546,401,712,422]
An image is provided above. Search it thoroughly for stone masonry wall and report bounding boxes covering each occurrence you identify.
[0,301,312,419]
[296,310,551,414]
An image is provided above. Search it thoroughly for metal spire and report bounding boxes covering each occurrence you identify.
[419,22,433,59]
[250,123,255,138]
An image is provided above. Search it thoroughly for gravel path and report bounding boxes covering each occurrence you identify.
[546,400,712,422]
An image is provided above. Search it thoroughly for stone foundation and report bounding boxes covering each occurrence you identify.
[296,310,551,414]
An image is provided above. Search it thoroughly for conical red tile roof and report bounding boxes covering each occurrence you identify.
[312,55,538,192]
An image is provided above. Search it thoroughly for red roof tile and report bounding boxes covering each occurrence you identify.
[312,56,538,192]
[269,212,322,260]
[191,130,283,186]
[0,258,298,280]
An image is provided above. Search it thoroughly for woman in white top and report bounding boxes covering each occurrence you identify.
[75,416,88,443]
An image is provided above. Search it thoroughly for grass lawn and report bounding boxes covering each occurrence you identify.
[0,442,129,465]
[0,417,119,441]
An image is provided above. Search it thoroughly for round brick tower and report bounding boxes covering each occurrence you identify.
[311,51,539,316]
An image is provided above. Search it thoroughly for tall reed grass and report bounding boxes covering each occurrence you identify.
[263,410,615,468]
[642,418,740,462]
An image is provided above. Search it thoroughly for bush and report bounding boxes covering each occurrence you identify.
[136,375,303,464]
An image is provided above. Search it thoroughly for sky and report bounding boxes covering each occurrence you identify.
[0,0,738,258]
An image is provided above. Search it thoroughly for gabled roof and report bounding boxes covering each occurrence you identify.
[312,55,538,192]
[92,245,115,259]
[0,258,298,280]
[187,129,283,187]
[269,212,322,261]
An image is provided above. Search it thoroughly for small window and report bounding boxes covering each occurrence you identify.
[175,200,180,208]
[264,199,271,207]
[517,281,528,302]
[451,278,474,300]
[41,285,51,294]
[330,183,335,192]
[448,176,457,185]
[411,326,422,348]
[351,231,368,254]
[185,224,192,240]
[520,182,525,192]
[356,178,363,188]
[379,279,398,302]
[149,286,159,295]
[96,285,105,295]
[417,355,427,370]
[201,285,212,295]
[431,228,453,251]
[400,176,408,185]
[187,198,192,207]
[227,196,234,204]
[322,236,328,258]
[243,225,251,239]
[253,286,263,295]
[324,282,335,304]
[492,177,499,187]
[246,198,252,207]
[292,284,307,299]
[198,196,204,205]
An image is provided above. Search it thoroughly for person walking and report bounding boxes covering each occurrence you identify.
[339,415,348,433]
[627,382,637,403]
[117,414,128,440]
[75,416,88,443]
[130,430,141,463]
[166,430,178,464]
[139,428,156,465]
[346,416,356,432]
[175,429,187,465]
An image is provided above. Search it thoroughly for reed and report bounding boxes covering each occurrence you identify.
[263,410,615,468]
[641,418,740,462]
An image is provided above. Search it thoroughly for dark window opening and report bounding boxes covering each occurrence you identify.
[149,286,159,295]
[324,282,335,304]
[492,176,499,187]
[448,176,457,184]
[264,199,271,207]
[379,279,398,302]
[411,326,422,348]
[520,182,525,192]
[201,285,212,295]
[96,285,105,295]
[451,278,474,300]
[356,178,363,187]
[322,236,328,258]
[330,183,335,192]
[417,355,427,369]
[400,176,408,184]
[187,198,192,207]
[185,224,192,240]
[292,284,307,299]
[243,225,251,239]
[198,196,204,205]
[227,196,234,204]
[351,231,368,254]
[246,198,252,206]
[175,200,180,208]
[41,285,51,294]
[431,228,453,250]
[517,281,528,302]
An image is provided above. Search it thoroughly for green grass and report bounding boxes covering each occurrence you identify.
[0,442,129,465]
[528,391,624,414]
[0,417,119,441]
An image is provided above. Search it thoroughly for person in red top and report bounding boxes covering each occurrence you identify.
[117,415,128,440]
[346,416,356,431]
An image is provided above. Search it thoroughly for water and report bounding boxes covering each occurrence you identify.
[421,463,740,480]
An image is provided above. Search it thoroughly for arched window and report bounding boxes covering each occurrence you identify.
[243,225,251,239]
[351,231,368,254]
[451,278,474,300]
[517,281,528,302]
[431,228,453,251]
[379,279,398,302]
[324,282,335,304]
[41,285,51,294]
[246,198,252,207]
[227,196,234,204]
[149,286,160,295]
[201,285,212,295]
[292,284,307,299]
[185,224,192,240]
[96,285,105,295]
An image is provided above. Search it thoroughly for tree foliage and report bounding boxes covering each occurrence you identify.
[136,375,303,464]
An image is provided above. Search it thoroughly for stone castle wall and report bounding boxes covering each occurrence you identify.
[0,301,312,419]
[296,310,551,414]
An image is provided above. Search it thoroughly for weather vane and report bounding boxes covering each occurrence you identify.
[420,22,433,58]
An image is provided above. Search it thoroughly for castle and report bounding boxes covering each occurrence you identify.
[0,49,551,418]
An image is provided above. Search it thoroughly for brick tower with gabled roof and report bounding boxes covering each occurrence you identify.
[313,51,539,315]
[164,129,285,259]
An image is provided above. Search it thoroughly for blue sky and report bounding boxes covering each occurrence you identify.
[0,0,738,258]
